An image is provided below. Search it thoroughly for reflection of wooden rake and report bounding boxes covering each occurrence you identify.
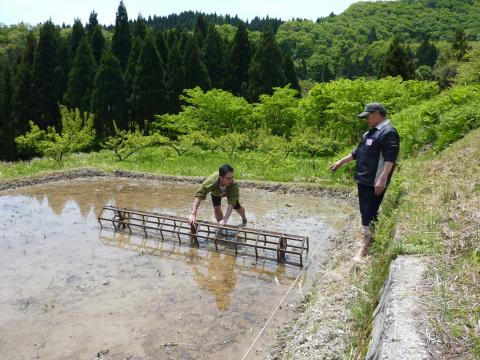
[98,206,309,267]
[114,208,130,230]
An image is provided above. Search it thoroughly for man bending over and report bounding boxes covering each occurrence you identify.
[188,164,248,226]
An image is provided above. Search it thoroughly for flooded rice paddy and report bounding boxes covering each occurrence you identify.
[0,177,350,359]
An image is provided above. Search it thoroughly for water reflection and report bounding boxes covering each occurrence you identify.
[99,229,301,311]
[2,177,336,305]
[189,249,236,310]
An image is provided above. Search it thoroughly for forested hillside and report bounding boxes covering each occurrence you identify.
[277,0,480,81]
[0,0,479,163]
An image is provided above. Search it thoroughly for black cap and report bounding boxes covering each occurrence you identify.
[358,102,387,118]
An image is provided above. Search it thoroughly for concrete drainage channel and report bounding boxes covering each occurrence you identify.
[366,256,428,360]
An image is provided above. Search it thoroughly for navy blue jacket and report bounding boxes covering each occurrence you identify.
[351,120,400,186]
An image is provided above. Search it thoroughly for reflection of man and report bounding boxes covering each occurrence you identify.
[188,164,247,226]
[189,250,237,311]
[330,103,400,262]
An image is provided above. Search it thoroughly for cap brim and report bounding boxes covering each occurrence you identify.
[358,111,369,118]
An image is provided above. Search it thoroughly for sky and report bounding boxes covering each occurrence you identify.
[1,0,360,26]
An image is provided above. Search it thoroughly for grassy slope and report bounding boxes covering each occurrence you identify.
[353,128,480,358]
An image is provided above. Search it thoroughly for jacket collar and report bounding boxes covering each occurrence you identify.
[375,119,390,130]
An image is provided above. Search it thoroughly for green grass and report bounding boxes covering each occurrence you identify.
[0,147,355,187]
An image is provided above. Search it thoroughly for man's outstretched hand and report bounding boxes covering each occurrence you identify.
[329,160,343,172]
[188,214,196,225]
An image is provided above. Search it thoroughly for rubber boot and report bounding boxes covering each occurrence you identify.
[353,225,374,262]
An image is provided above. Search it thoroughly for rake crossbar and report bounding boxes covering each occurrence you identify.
[98,206,309,267]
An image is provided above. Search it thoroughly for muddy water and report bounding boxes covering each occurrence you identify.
[0,177,350,360]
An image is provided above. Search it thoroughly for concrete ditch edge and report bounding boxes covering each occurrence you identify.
[366,255,429,360]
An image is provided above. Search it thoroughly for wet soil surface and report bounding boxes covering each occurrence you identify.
[0,177,351,360]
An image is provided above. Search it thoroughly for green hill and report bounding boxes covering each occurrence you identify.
[277,0,480,80]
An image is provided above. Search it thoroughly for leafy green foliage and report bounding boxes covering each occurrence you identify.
[156,87,254,137]
[277,0,480,80]
[301,77,439,148]
[165,130,215,156]
[455,48,480,85]
[103,121,167,161]
[253,86,300,138]
[15,106,95,162]
[394,85,480,155]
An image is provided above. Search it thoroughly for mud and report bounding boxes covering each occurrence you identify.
[0,176,353,360]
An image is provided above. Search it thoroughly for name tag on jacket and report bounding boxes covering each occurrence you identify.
[366,138,373,146]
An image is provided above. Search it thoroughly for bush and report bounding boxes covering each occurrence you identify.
[394,85,480,156]
[15,106,95,162]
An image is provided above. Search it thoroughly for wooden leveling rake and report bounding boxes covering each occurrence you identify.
[98,205,309,267]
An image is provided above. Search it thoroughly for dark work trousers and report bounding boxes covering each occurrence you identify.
[357,183,386,227]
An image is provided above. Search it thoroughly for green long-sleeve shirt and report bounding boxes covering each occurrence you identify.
[195,173,240,205]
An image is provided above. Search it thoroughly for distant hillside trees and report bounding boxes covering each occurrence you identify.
[3,0,478,161]
[379,36,415,80]
[111,1,132,71]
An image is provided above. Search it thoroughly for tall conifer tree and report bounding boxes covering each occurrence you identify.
[90,26,106,65]
[32,20,61,129]
[125,37,142,122]
[166,42,185,114]
[134,15,147,39]
[0,65,16,160]
[247,28,286,102]
[183,35,211,91]
[86,11,99,37]
[64,37,97,112]
[452,28,471,61]
[85,11,105,65]
[132,30,168,127]
[194,14,208,46]
[54,37,71,113]
[226,22,251,97]
[203,24,225,89]
[283,51,301,95]
[415,37,439,67]
[379,36,414,80]
[155,31,169,65]
[70,18,85,58]
[13,31,37,134]
[111,1,132,71]
[92,51,127,137]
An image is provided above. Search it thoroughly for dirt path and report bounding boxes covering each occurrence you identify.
[265,213,362,359]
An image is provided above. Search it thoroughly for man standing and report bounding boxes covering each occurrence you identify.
[330,103,400,262]
[188,164,248,226]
